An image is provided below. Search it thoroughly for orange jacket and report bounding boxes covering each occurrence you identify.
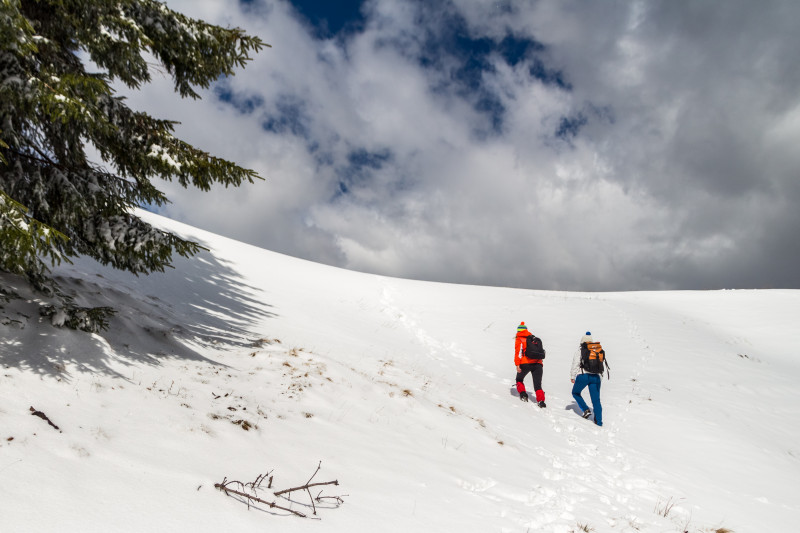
[515,330,543,366]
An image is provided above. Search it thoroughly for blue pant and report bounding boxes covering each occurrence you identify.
[572,373,602,426]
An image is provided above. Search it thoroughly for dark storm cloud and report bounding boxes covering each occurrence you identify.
[133,0,800,291]
[555,0,800,289]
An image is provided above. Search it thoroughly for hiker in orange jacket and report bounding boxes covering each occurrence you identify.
[514,322,546,407]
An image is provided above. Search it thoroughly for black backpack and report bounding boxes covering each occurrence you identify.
[525,334,546,359]
[580,342,608,376]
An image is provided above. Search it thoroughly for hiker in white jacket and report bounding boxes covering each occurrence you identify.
[570,331,603,426]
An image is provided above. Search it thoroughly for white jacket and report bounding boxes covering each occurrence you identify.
[570,348,583,380]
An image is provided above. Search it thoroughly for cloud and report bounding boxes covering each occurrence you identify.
[121,0,800,291]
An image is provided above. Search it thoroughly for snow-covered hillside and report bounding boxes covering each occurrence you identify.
[2,210,799,533]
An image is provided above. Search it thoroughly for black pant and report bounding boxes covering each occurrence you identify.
[516,363,543,392]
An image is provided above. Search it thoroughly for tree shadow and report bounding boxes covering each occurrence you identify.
[0,237,276,381]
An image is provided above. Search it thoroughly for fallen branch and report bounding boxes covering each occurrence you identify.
[271,461,340,516]
[215,462,344,519]
[215,481,307,517]
[273,461,339,496]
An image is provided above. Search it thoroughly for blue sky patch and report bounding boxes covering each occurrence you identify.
[555,113,588,142]
[347,148,392,170]
[238,0,270,15]
[260,95,311,138]
[334,147,393,199]
[412,8,568,137]
[214,81,265,115]
[475,93,505,136]
[289,0,366,38]
[498,34,546,67]
[530,58,571,90]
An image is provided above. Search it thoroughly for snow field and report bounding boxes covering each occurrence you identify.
[1,210,799,532]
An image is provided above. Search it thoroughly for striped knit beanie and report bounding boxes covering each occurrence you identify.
[517,322,528,332]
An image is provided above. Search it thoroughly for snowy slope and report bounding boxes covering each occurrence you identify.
[1,210,799,533]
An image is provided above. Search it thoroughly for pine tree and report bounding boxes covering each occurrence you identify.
[0,0,267,331]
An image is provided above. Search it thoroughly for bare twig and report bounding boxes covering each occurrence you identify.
[245,471,272,490]
[305,461,322,485]
[214,481,306,517]
[272,479,339,497]
[215,463,343,519]
[316,490,346,505]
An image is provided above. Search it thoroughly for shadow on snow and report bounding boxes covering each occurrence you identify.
[0,239,275,380]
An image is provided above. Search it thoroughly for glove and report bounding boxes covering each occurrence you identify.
[519,391,529,402]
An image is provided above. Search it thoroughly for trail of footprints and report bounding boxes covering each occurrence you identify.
[380,283,664,530]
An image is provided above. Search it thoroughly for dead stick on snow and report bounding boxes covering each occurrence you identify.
[214,483,306,518]
[273,461,339,497]
[273,480,339,497]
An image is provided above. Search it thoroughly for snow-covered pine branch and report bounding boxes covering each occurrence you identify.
[0,0,267,331]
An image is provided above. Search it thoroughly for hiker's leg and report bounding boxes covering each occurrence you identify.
[588,375,602,425]
[571,374,589,412]
[531,363,545,402]
[515,365,531,394]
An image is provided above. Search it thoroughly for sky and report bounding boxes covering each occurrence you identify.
[117,0,800,291]
[2,210,799,532]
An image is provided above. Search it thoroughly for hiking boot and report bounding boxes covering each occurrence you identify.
[582,408,592,419]
[537,401,546,408]
[519,391,529,402]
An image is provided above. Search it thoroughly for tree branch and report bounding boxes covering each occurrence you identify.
[214,481,306,518]
[215,463,343,520]
[273,480,339,497]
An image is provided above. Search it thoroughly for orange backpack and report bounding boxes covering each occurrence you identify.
[581,342,608,376]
